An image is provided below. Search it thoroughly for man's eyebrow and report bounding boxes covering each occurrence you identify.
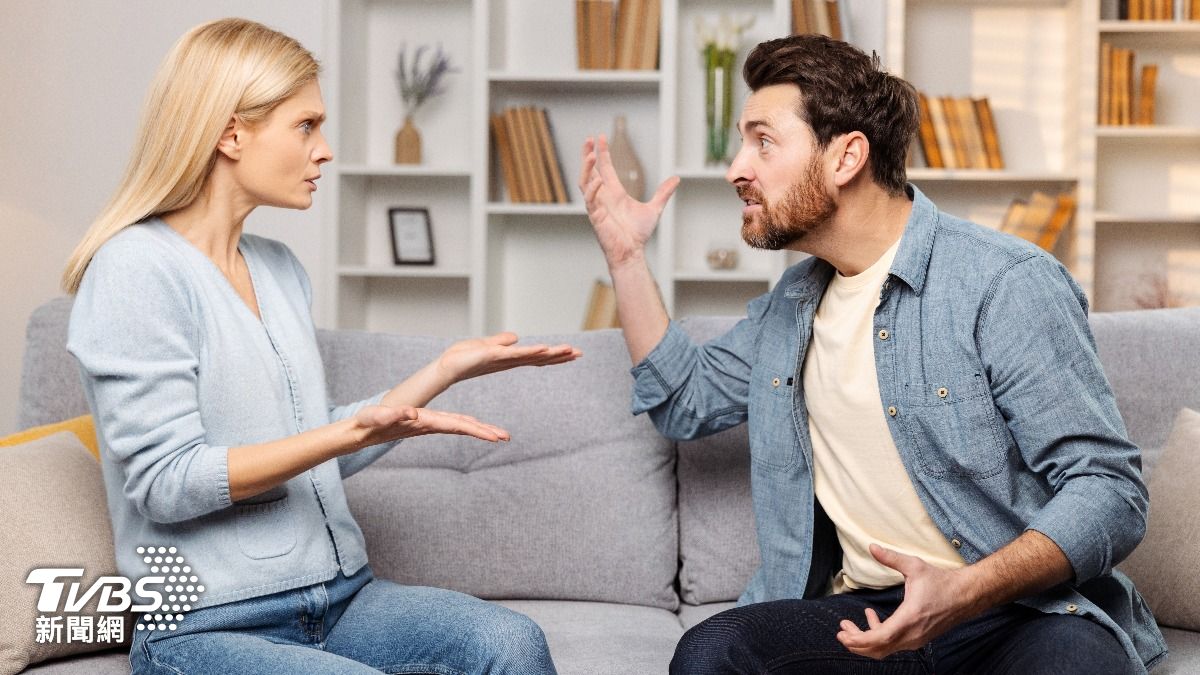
[739,119,773,135]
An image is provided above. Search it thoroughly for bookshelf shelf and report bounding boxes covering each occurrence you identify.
[1095,213,1200,225]
[1096,126,1200,139]
[337,266,472,279]
[674,270,776,283]
[485,203,587,216]
[907,169,1079,182]
[488,71,662,88]
[1099,21,1200,32]
[675,167,733,180]
[336,165,473,178]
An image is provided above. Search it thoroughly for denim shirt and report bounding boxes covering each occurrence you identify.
[631,186,1166,673]
[68,221,397,608]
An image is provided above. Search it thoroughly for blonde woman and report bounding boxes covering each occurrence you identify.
[64,18,571,674]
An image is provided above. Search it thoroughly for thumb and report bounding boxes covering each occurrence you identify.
[870,544,923,577]
[650,175,680,211]
[356,404,417,428]
[485,332,519,346]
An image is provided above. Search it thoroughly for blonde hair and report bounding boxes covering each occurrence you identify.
[62,18,319,293]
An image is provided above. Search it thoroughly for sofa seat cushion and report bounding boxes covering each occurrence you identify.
[678,601,737,631]
[1157,628,1200,674]
[19,649,129,674]
[497,600,682,674]
[330,328,679,610]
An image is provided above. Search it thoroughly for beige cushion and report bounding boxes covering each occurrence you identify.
[0,432,126,673]
[1121,407,1200,631]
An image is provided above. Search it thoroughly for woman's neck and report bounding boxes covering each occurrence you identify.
[161,173,255,271]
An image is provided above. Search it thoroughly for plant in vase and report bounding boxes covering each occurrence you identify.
[694,14,755,166]
[394,43,457,164]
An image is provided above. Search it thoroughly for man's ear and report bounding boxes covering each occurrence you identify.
[831,131,869,188]
[215,115,243,160]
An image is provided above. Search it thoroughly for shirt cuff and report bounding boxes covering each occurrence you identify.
[630,321,694,415]
[1026,481,1140,583]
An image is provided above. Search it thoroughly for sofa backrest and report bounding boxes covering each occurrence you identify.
[672,307,1200,605]
[19,298,680,610]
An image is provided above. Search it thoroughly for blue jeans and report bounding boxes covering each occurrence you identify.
[130,566,557,674]
[671,586,1134,674]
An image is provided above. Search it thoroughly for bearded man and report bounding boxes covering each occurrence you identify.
[579,34,1164,675]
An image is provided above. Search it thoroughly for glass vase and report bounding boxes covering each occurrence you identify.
[704,44,736,165]
[609,115,646,201]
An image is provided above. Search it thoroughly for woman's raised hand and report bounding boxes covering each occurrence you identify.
[351,403,511,446]
[436,332,581,385]
[580,134,680,267]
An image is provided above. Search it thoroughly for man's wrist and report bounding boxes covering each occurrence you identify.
[607,248,648,275]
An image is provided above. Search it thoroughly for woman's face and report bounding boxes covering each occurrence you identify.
[234,80,333,210]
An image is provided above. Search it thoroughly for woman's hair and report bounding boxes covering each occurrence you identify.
[743,34,919,197]
[62,18,320,293]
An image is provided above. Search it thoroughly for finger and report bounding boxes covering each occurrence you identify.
[595,134,625,190]
[585,177,603,206]
[870,543,923,577]
[579,137,595,189]
[865,608,882,630]
[838,619,862,634]
[485,332,520,346]
[649,175,681,211]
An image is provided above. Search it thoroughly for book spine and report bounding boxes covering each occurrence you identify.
[974,98,1004,170]
[537,108,570,203]
[576,0,589,70]
[1137,64,1158,125]
[491,114,520,202]
[927,96,957,169]
[1100,42,1113,126]
[916,93,944,169]
[957,97,989,169]
[941,95,970,169]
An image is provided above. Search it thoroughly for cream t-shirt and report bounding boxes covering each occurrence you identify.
[804,238,965,593]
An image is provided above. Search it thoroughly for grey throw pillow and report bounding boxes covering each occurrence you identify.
[1120,407,1200,631]
[0,432,128,673]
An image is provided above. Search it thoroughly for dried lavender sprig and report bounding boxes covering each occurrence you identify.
[396,43,458,115]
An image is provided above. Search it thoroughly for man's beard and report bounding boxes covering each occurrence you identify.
[739,157,837,250]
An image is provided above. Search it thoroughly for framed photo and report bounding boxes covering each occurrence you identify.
[388,207,435,265]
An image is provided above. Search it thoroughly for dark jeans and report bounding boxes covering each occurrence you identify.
[671,586,1134,675]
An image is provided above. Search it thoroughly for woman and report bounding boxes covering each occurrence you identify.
[64,18,574,674]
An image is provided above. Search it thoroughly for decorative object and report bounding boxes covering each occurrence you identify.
[1133,272,1184,309]
[705,241,739,270]
[694,14,755,165]
[394,44,458,164]
[609,115,646,201]
[388,207,435,265]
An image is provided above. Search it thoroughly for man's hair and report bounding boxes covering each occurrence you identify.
[743,35,919,196]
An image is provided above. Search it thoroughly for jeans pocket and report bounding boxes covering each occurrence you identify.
[235,494,297,560]
[902,376,1008,479]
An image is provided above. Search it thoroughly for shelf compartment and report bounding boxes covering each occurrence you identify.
[489,0,661,76]
[336,174,471,271]
[337,164,473,178]
[1093,221,1200,311]
[486,203,588,216]
[1096,142,1200,216]
[336,276,471,336]
[671,182,783,281]
[674,280,770,320]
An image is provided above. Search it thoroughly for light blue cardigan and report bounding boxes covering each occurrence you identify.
[68,220,395,608]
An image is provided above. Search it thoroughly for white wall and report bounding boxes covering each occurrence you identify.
[0,1,326,434]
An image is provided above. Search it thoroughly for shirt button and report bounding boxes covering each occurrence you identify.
[951,538,962,549]
[1066,604,1078,614]
[771,377,781,387]
[937,387,949,398]
[887,406,897,417]
[878,329,890,340]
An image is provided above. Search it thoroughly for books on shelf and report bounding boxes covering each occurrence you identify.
[491,106,570,204]
[1000,189,1077,253]
[914,93,1003,170]
[582,279,621,330]
[792,0,852,41]
[1117,0,1197,19]
[1099,43,1158,126]
[576,0,659,70]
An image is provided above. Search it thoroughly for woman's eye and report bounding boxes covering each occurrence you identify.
[300,121,313,134]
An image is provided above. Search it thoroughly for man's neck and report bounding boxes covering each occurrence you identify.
[794,186,913,277]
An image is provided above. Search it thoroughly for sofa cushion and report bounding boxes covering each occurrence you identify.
[18,298,87,430]
[0,415,98,460]
[497,600,681,674]
[19,650,129,674]
[1120,408,1200,631]
[0,432,129,674]
[326,328,679,610]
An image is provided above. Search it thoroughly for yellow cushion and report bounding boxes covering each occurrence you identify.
[0,415,99,460]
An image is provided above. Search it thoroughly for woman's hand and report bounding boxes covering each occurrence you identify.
[580,134,679,268]
[436,332,582,385]
[350,403,510,449]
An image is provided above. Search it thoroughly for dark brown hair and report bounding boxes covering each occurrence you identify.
[743,34,918,196]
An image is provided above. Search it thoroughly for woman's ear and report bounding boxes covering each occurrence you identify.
[215,115,242,160]
[831,131,869,188]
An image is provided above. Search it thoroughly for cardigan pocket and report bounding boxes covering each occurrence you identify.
[235,495,298,560]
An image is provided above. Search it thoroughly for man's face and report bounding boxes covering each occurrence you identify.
[726,84,837,250]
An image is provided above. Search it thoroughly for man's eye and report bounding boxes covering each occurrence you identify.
[759,137,772,149]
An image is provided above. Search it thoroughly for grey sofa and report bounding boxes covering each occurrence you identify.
[15,297,1200,673]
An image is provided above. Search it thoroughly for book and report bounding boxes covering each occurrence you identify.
[825,0,843,41]
[1136,64,1158,125]
[1007,191,1057,245]
[582,279,621,330]
[1037,192,1077,252]
[927,96,957,169]
[792,0,811,34]
[973,98,1004,170]
[491,114,522,202]
[940,95,970,169]
[614,0,638,70]
[520,106,553,202]
[505,107,536,202]
[956,97,989,169]
[535,108,570,203]
[916,93,944,168]
[1100,42,1113,125]
[1001,199,1028,232]
[639,0,660,69]
[810,0,831,37]
[576,0,590,69]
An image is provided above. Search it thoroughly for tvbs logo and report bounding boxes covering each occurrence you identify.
[26,545,206,644]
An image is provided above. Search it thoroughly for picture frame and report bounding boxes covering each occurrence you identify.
[388,207,435,265]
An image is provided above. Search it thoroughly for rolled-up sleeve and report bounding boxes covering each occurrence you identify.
[978,253,1147,582]
[68,241,232,524]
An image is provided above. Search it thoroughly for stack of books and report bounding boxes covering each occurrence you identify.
[792,0,851,40]
[490,107,570,204]
[582,279,621,330]
[1000,190,1077,253]
[576,0,661,70]
[1117,0,1199,20]
[1099,43,1158,126]
[914,94,1004,170]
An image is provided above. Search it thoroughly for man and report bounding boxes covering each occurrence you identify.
[579,35,1165,674]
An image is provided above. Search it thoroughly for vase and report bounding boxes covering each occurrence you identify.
[609,115,645,201]
[394,115,421,164]
[704,45,736,165]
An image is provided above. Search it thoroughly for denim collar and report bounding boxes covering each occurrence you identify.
[784,183,938,301]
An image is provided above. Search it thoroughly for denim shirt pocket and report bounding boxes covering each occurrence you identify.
[900,373,1007,480]
[747,330,800,472]
[234,486,298,560]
